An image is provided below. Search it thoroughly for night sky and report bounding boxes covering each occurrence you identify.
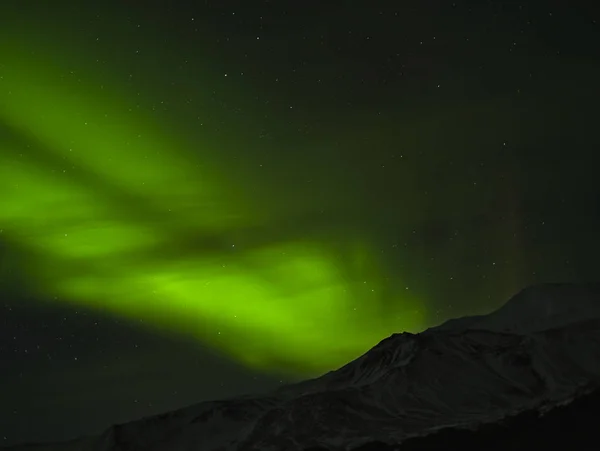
[1,0,599,446]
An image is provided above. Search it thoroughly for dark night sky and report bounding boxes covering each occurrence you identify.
[1,0,599,446]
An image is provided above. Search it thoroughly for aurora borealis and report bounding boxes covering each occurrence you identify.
[0,18,428,376]
[1,0,599,446]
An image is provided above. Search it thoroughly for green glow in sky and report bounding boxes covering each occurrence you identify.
[0,33,426,376]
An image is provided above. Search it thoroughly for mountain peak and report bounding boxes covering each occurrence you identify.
[434,282,600,334]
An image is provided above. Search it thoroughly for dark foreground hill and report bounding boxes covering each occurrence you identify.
[346,384,600,451]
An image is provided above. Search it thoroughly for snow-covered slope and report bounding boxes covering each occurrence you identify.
[4,283,600,451]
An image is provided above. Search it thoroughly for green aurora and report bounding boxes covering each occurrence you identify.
[0,31,426,376]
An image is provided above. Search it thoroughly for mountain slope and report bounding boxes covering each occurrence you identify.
[4,282,600,451]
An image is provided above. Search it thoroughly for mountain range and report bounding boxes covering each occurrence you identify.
[3,282,600,451]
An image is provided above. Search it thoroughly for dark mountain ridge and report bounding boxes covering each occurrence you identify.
[3,283,600,450]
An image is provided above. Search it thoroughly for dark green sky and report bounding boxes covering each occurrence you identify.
[1,0,599,446]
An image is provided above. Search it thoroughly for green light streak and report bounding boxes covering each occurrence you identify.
[0,34,426,376]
